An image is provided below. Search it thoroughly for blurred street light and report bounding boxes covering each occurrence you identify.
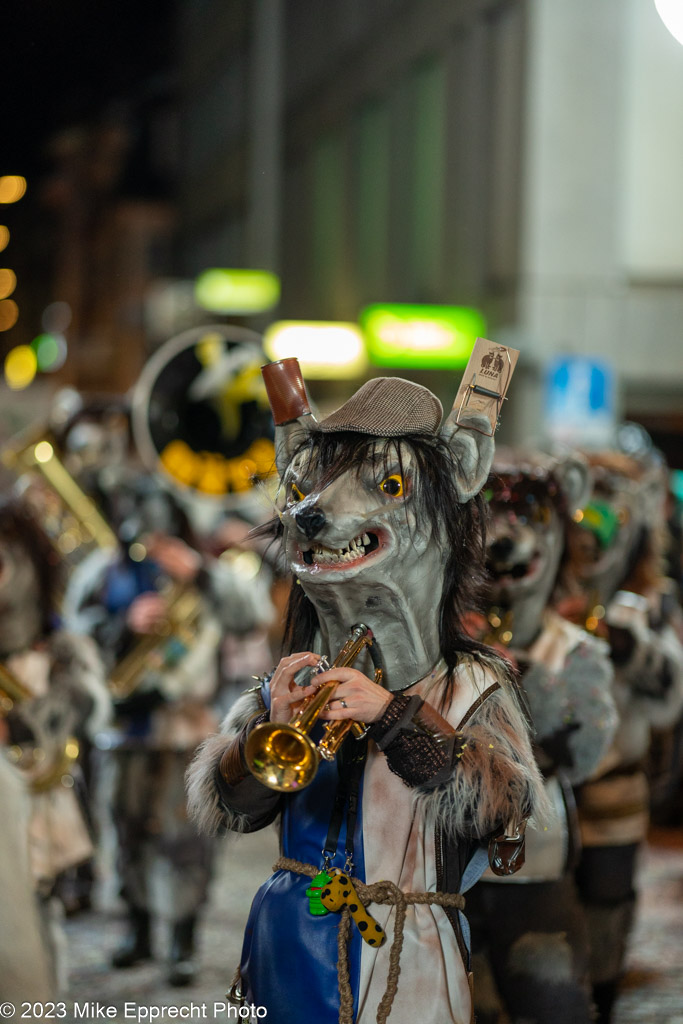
[32,332,68,372]
[0,176,27,204]
[4,345,37,390]
[41,301,72,333]
[0,268,17,299]
[655,0,683,45]
[0,299,19,331]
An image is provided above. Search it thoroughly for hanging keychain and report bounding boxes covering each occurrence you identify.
[319,869,386,947]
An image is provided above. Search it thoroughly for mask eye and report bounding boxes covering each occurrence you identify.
[289,481,306,503]
[379,474,404,498]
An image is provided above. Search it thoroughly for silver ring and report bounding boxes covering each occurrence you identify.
[339,699,348,709]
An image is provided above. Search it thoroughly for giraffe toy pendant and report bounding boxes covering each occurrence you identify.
[319,868,386,947]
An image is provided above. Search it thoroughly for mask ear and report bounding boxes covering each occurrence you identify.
[273,417,315,476]
[440,412,496,503]
[553,452,591,515]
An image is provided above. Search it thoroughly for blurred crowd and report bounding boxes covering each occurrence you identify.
[1,386,682,1024]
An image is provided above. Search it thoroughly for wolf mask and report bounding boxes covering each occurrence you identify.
[562,449,659,610]
[483,448,590,648]
[262,359,496,691]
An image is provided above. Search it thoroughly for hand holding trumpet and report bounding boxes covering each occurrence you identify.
[268,652,392,725]
[246,625,389,791]
[316,665,392,724]
[268,652,321,724]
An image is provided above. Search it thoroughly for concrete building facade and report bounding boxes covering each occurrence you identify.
[174,0,683,457]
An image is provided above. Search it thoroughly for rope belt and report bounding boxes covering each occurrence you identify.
[269,855,467,1024]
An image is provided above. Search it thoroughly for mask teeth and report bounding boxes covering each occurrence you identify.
[310,533,368,565]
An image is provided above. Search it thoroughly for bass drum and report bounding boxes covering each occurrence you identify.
[131,325,276,509]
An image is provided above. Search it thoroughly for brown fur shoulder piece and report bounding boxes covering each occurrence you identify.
[185,688,263,836]
[415,662,550,842]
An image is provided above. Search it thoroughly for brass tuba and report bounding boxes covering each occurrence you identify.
[245,624,378,792]
[1,427,118,567]
[1,660,80,793]
[0,660,33,716]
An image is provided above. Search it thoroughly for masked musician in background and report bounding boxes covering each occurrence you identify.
[464,450,617,1024]
[0,751,54,1004]
[0,496,110,990]
[76,478,274,987]
[555,441,683,1024]
[187,359,549,1024]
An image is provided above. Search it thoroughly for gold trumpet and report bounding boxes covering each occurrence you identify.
[245,623,378,792]
[108,581,204,700]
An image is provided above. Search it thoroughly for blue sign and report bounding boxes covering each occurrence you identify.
[545,356,616,446]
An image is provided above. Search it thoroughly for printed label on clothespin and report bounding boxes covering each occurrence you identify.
[454,338,520,436]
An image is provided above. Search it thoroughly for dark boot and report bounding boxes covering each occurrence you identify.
[112,908,152,968]
[168,916,198,987]
[592,980,619,1024]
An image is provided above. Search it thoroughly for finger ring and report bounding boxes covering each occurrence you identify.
[339,699,348,709]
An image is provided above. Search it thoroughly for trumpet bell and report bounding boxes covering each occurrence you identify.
[244,624,374,792]
[245,721,320,792]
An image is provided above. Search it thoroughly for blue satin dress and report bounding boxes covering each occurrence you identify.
[239,686,366,1024]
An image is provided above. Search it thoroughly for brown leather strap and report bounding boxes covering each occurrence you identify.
[456,681,501,731]
[455,680,529,878]
[219,738,250,787]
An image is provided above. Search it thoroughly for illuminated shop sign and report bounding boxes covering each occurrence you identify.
[194,268,281,315]
[360,303,486,369]
[264,321,367,379]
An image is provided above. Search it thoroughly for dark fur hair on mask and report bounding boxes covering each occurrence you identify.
[0,497,63,635]
[258,429,512,705]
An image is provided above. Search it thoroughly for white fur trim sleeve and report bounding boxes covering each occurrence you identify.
[413,683,550,842]
[185,689,270,836]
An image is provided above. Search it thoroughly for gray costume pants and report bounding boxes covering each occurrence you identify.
[467,874,594,1024]
[113,749,213,922]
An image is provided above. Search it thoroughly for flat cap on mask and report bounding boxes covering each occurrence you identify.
[317,377,443,437]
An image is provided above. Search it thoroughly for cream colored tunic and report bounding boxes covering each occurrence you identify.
[357,660,492,1024]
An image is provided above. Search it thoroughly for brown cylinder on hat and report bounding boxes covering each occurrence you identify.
[261,358,313,425]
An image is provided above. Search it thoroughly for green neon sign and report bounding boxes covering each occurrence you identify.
[360,304,486,369]
[195,268,281,314]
